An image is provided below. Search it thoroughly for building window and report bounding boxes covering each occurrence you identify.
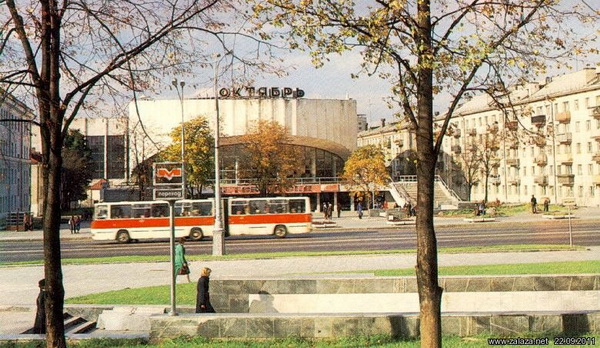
[577,164,582,175]
[565,165,572,175]
[588,142,593,153]
[589,164,594,175]
[87,136,105,179]
[586,120,591,131]
[574,99,579,111]
[107,135,126,179]
[576,143,581,154]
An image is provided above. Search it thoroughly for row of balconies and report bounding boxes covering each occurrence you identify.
[444,107,599,141]
[498,174,576,187]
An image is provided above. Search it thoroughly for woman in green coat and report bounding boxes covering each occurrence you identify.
[175,237,190,282]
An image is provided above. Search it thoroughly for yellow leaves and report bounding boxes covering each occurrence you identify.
[162,116,214,187]
[237,119,303,194]
[342,145,391,192]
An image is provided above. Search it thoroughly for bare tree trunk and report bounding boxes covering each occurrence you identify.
[415,1,443,346]
[42,1,67,345]
[415,158,443,348]
[42,126,66,347]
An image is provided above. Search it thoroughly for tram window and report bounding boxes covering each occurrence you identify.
[175,202,192,216]
[132,204,152,218]
[111,204,132,219]
[289,199,306,213]
[192,201,212,216]
[151,203,169,217]
[95,205,108,220]
[231,200,247,215]
[250,200,268,214]
[269,199,288,214]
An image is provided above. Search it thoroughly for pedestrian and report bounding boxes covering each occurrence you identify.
[478,200,486,216]
[175,237,191,283]
[196,267,216,313]
[543,197,550,212]
[23,213,32,231]
[336,202,342,218]
[407,201,413,217]
[75,216,81,233]
[68,215,76,234]
[322,202,328,220]
[531,195,537,214]
[33,279,46,334]
[357,201,363,219]
[327,202,333,220]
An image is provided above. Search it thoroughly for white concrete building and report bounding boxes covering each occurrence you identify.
[357,119,416,181]
[129,96,358,180]
[69,117,129,183]
[438,67,600,206]
[0,91,33,226]
[29,116,129,213]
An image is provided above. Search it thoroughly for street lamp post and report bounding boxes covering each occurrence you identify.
[549,98,559,204]
[212,52,230,256]
[172,78,186,198]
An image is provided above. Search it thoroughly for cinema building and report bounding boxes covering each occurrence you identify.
[129,88,358,209]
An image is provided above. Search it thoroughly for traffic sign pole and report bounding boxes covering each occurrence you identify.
[152,162,185,317]
[568,204,573,247]
[168,201,177,316]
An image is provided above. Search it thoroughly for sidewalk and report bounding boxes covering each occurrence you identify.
[1,207,599,335]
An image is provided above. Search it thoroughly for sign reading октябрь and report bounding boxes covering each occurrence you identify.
[219,87,305,99]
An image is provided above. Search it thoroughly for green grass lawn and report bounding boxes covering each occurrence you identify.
[438,203,572,218]
[65,260,600,305]
[3,334,598,347]
[373,260,600,276]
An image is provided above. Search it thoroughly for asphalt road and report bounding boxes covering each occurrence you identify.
[2,219,599,263]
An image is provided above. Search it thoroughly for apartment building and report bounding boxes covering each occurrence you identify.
[438,67,600,206]
[0,91,33,225]
[357,118,417,181]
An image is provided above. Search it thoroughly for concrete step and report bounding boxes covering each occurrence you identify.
[20,312,97,335]
[97,306,166,331]
[67,320,97,334]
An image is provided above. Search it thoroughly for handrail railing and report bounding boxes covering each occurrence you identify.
[434,175,462,203]
[394,175,461,206]
[207,176,345,186]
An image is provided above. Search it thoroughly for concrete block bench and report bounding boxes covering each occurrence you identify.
[149,311,600,339]
[463,217,496,223]
[209,275,600,313]
[247,291,600,314]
